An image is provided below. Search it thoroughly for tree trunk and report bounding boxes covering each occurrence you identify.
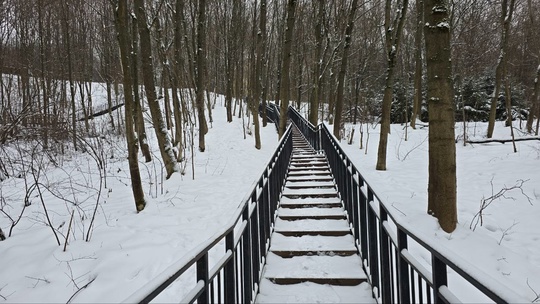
[62,2,77,151]
[115,0,146,212]
[376,0,409,171]
[424,0,457,233]
[411,0,423,129]
[333,0,359,140]
[251,0,261,149]
[526,64,539,134]
[309,0,324,126]
[258,0,268,127]
[131,14,152,163]
[195,0,208,151]
[487,0,516,138]
[134,0,177,177]
[278,0,298,138]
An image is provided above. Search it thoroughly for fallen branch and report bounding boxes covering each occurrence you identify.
[467,137,540,144]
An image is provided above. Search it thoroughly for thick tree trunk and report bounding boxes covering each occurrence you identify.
[278,0,297,138]
[115,0,146,212]
[333,0,359,140]
[424,0,457,233]
[134,0,177,177]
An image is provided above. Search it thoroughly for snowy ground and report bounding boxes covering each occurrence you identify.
[0,87,279,302]
[1,82,539,303]
[334,119,540,302]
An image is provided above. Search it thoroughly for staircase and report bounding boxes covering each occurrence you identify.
[256,127,374,303]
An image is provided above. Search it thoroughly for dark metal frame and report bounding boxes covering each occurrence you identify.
[124,123,293,304]
[288,106,527,304]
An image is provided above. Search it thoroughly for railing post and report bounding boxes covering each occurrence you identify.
[242,206,253,304]
[367,187,379,298]
[397,229,410,303]
[359,177,368,259]
[196,253,209,303]
[432,255,448,304]
[351,170,360,245]
[379,206,392,303]
[224,232,236,303]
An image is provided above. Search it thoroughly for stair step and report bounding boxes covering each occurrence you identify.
[270,234,357,257]
[278,207,346,220]
[280,196,342,208]
[287,175,334,182]
[282,189,339,199]
[256,280,374,303]
[263,253,367,285]
[288,170,332,176]
[289,165,330,171]
[285,180,335,189]
[274,218,351,236]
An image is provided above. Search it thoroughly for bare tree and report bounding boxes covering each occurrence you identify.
[278,0,298,138]
[487,0,516,138]
[195,0,209,151]
[114,0,146,212]
[376,0,409,171]
[333,0,359,140]
[134,0,178,177]
[424,0,457,233]
[411,0,423,129]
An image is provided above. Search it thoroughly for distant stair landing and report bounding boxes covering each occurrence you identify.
[256,127,374,303]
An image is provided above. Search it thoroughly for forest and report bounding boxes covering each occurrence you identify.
[0,0,539,227]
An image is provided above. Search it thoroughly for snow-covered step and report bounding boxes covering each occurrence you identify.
[291,154,325,160]
[277,207,346,220]
[274,218,351,236]
[285,180,335,189]
[287,169,332,176]
[270,234,356,257]
[262,253,367,285]
[286,174,334,182]
[256,280,374,303]
[282,187,339,198]
[279,196,342,208]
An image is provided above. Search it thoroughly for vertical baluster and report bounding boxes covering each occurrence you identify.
[432,255,447,304]
[351,170,360,245]
[359,177,368,260]
[251,199,260,296]
[397,229,410,303]
[242,207,252,304]
[367,188,379,297]
[196,253,209,303]
[379,205,391,303]
[224,231,235,303]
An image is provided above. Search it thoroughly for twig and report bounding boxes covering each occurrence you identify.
[527,278,540,302]
[470,179,531,230]
[64,210,74,251]
[66,277,96,304]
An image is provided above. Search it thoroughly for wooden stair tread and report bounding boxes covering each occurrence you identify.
[282,188,339,197]
[263,253,367,283]
[270,234,356,253]
[256,280,374,303]
[285,180,335,189]
[274,218,350,233]
[278,207,345,218]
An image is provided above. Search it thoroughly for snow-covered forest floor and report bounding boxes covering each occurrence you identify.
[1,84,539,302]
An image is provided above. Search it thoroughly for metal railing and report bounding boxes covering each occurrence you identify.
[124,123,292,303]
[288,106,528,304]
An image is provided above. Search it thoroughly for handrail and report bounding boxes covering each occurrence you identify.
[288,106,528,304]
[124,122,293,303]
